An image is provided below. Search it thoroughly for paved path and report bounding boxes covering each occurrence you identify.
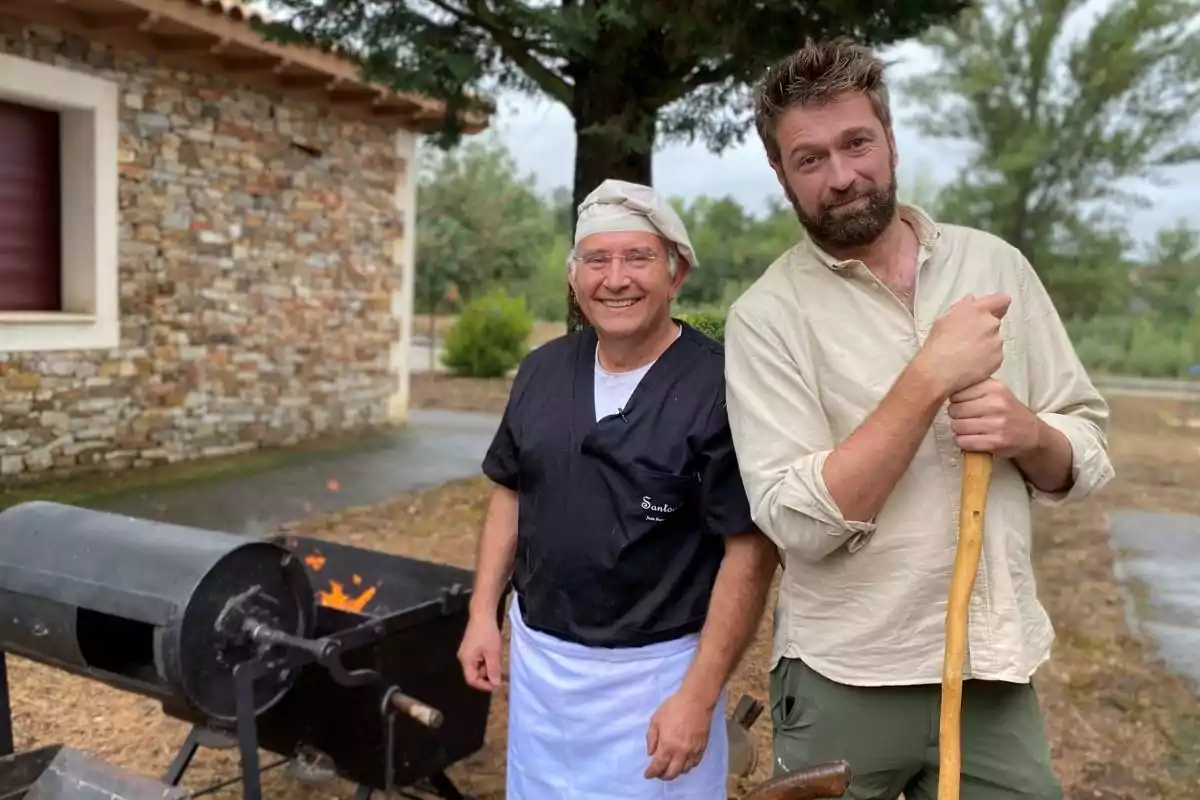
[1109,509,1200,693]
[409,335,449,374]
[88,408,501,535]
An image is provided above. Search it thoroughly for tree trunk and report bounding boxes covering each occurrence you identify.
[565,79,657,331]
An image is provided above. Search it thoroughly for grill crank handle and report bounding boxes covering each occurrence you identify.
[246,621,380,687]
[382,686,444,729]
[317,643,378,687]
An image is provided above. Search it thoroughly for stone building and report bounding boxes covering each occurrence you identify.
[0,0,487,480]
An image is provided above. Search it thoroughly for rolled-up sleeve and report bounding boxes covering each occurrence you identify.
[1015,253,1116,504]
[723,301,874,562]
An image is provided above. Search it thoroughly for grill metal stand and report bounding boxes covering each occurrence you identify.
[0,657,12,759]
[155,664,469,800]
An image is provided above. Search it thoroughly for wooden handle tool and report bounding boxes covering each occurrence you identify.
[741,760,853,800]
[937,450,994,800]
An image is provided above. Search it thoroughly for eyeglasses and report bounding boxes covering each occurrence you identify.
[572,249,662,270]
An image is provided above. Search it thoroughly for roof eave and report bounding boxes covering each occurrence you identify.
[0,0,491,134]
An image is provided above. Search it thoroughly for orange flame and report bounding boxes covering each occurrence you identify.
[300,549,378,613]
[318,580,378,613]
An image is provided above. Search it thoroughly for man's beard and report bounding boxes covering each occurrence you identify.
[786,172,898,250]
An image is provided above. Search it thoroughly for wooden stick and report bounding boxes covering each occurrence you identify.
[937,450,994,800]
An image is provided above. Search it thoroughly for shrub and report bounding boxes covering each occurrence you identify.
[1067,313,1197,378]
[441,289,534,377]
[678,310,727,343]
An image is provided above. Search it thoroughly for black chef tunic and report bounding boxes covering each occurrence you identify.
[481,321,758,649]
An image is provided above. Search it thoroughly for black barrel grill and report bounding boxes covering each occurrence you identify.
[0,501,493,800]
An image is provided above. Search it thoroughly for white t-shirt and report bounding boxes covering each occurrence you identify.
[593,325,681,421]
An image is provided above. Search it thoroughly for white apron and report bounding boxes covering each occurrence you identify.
[506,597,729,799]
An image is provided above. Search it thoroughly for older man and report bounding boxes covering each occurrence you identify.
[723,38,1115,800]
[457,179,778,799]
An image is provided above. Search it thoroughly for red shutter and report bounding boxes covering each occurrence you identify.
[0,98,61,312]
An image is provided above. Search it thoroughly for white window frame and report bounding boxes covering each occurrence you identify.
[0,53,119,353]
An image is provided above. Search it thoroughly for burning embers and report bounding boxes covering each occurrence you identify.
[303,550,380,614]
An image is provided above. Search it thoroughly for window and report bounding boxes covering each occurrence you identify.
[0,100,62,312]
[0,53,118,352]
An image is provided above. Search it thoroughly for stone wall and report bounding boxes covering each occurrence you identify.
[0,20,414,480]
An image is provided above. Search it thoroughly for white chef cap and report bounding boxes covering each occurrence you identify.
[573,179,699,269]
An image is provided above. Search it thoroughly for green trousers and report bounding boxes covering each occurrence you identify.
[769,658,1062,800]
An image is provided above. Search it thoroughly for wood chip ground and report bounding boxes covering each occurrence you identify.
[5,376,1197,800]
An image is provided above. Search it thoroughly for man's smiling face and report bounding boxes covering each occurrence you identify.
[569,230,687,340]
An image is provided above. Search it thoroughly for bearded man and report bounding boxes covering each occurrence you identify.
[722,37,1115,800]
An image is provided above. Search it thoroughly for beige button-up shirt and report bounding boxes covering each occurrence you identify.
[723,205,1115,687]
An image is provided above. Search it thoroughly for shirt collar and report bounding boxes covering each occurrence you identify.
[803,203,942,272]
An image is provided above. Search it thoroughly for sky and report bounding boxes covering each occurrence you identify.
[482,35,1198,254]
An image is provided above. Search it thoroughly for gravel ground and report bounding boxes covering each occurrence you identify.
[3,374,1197,800]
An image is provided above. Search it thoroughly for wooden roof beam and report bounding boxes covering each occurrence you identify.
[73,11,147,31]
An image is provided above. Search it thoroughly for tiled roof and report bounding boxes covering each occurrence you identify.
[1,0,489,132]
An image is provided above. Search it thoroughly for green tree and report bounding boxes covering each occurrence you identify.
[897,161,943,209]
[674,195,753,305]
[547,185,575,237]
[257,0,971,328]
[1135,219,1200,321]
[523,232,574,321]
[901,0,1200,319]
[673,194,802,309]
[414,133,557,312]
